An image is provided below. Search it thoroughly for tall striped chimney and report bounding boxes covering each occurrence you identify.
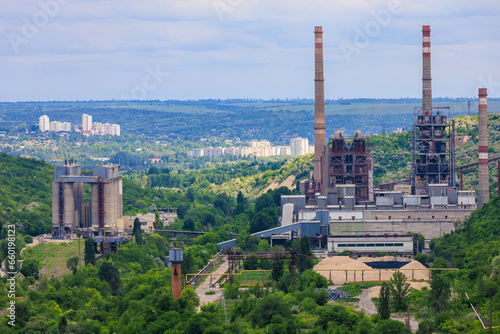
[422,25,432,116]
[314,26,326,185]
[478,88,489,207]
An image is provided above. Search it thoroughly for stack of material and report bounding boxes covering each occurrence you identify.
[314,256,371,284]
[315,288,350,301]
[313,256,430,284]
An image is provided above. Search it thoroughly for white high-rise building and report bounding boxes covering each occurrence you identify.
[111,124,120,136]
[290,137,309,156]
[39,115,50,132]
[82,114,92,132]
[50,121,61,132]
[60,122,72,132]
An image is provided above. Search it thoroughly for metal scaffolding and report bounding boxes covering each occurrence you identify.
[412,107,456,195]
[328,133,370,202]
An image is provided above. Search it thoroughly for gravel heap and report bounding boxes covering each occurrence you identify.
[315,288,351,301]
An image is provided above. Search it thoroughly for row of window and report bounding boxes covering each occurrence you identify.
[336,243,405,247]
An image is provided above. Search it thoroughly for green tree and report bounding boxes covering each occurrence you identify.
[297,235,314,273]
[24,235,33,244]
[375,319,411,334]
[431,257,448,276]
[98,261,121,295]
[250,211,274,234]
[181,251,196,274]
[177,204,189,219]
[132,218,141,235]
[84,237,95,266]
[235,191,249,215]
[66,256,79,274]
[20,259,39,278]
[378,282,391,320]
[58,316,67,334]
[255,193,274,213]
[430,273,450,313]
[183,217,195,231]
[251,292,291,328]
[154,210,162,230]
[214,193,232,216]
[389,271,411,311]
[135,231,143,245]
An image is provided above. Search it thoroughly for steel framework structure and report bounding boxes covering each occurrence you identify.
[329,134,370,202]
[412,107,456,195]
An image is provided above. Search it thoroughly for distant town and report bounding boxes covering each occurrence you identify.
[39,113,120,136]
[188,137,314,158]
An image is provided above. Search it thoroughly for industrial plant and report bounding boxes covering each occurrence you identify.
[219,25,493,255]
[52,158,123,239]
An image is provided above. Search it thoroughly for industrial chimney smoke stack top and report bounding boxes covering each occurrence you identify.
[478,88,489,208]
[422,25,432,116]
[314,26,326,187]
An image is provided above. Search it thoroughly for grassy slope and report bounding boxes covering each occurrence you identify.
[22,240,84,278]
[208,155,313,198]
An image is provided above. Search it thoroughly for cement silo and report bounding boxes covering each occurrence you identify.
[91,163,123,234]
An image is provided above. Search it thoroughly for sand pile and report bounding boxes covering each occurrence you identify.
[367,281,430,299]
[313,256,430,284]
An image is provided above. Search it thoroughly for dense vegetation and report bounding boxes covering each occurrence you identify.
[0,231,412,333]
[401,195,500,333]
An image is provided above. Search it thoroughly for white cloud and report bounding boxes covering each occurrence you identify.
[0,0,499,100]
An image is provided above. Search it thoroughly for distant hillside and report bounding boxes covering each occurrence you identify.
[0,153,53,235]
[209,113,500,197]
[372,114,500,196]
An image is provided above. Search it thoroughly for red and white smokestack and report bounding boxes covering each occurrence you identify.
[478,88,489,207]
[422,25,432,116]
[314,26,326,187]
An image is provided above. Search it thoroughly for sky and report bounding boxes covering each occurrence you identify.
[0,0,499,101]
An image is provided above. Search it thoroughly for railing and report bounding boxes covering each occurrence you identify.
[186,250,224,286]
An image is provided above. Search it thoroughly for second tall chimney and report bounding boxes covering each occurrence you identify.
[478,88,489,208]
[422,25,432,116]
[314,26,326,186]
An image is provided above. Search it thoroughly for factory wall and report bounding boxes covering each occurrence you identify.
[330,220,456,239]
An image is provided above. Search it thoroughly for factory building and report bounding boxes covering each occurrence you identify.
[328,235,415,255]
[289,25,477,244]
[52,159,123,239]
[220,25,486,253]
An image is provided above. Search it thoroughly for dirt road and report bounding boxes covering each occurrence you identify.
[195,260,228,310]
[356,284,427,332]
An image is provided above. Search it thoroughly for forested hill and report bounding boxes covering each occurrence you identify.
[408,195,500,332]
[0,153,53,235]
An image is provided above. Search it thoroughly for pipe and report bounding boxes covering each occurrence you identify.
[478,88,489,207]
[422,25,432,116]
[314,26,326,190]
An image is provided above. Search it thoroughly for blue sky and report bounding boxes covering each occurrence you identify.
[0,0,499,101]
